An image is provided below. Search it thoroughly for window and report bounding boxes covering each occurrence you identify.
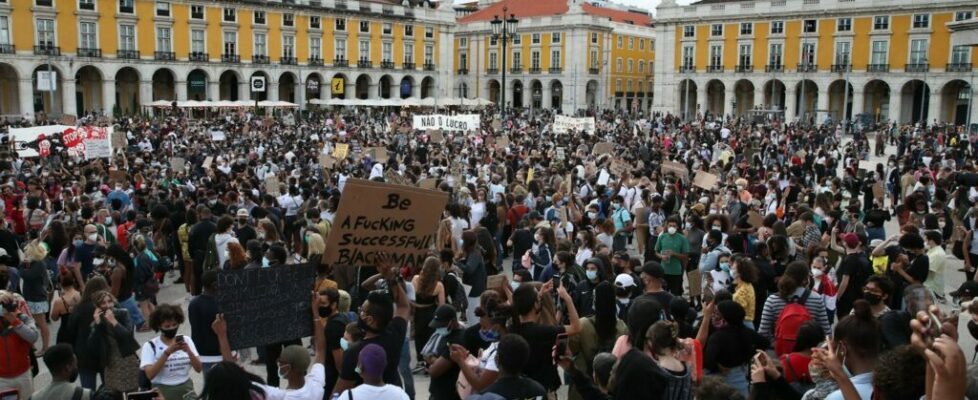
[682,45,694,68]
[616,57,622,72]
[425,27,433,38]
[591,32,598,43]
[335,39,346,59]
[424,45,433,64]
[532,51,541,69]
[404,25,413,36]
[223,31,236,55]
[155,2,170,17]
[459,38,466,47]
[283,35,294,57]
[626,80,632,92]
[156,26,171,52]
[489,36,497,46]
[639,39,644,50]
[740,22,752,35]
[874,16,889,30]
[616,35,622,48]
[310,37,321,59]
[532,33,541,44]
[489,52,497,69]
[835,41,850,64]
[254,33,266,56]
[769,43,782,65]
[459,52,467,69]
[615,79,621,92]
[912,14,929,29]
[952,45,971,64]
[711,24,722,36]
[382,42,391,61]
[404,43,413,62]
[628,37,634,49]
[956,11,974,21]
[837,18,851,32]
[0,17,9,45]
[191,29,205,53]
[512,34,521,44]
[801,42,815,65]
[283,14,294,27]
[552,32,561,43]
[870,40,887,64]
[909,39,927,64]
[223,8,235,22]
[358,39,368,60]
[627,59,633,73]
[310,16,320,29]
[683,25,695,38]
[709,44,722,67]
[118,24,135,50]
[191,5,204,19]
[36,19,55,47]
[335,18,346,31]
[511,50,520,67]
[803,19,817,33]
[771,21,784,34]
[79,22,97,49]
[638,60,645,73]
[739,44,751,66]
[252,11,265,25]
[590,49,598,68]
[79,0,94,10]
[359,20,369,33]
[119,0,133,13]
[383,22,392,35]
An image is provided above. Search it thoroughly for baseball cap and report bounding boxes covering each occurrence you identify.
[841,233,860,248]
[358,344,387,380]
[950,281,978,299]
[279,344,311,374]
[429,304,457,328]
[236,208,249,218]
[527,211,542,221]
[637,262,664,280]
[614,274,636,288]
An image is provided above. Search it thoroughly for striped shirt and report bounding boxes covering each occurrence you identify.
[758,287,832,340]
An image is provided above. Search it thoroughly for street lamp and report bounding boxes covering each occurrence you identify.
[490,9,518,119]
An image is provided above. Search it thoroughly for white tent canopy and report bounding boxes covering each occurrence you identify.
[308,97,490,108]
[147,100,299,108]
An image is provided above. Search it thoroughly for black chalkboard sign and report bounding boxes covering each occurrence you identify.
[216,264,317,350]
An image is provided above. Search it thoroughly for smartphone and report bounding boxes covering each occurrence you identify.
[552,273,562,290]
[906,285,940,345]
[554,333,569,363]
[125,391,157,400]
[175,335,185,345]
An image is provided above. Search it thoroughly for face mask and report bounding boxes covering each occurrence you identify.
[160,328,178,339]
[612,203,621,210]
[93,258,104,266]
[318,306,331,318]
[585,270,598,281]
[87,233,98,242]
[478,329,501,342]
[730,269,740,281]
[712,225,722,231]
[510,281,521,291]
[73,239,83,248]
[667,227,677,235]
[719,262,730,272]
[812,268,824,278]
[257,232,266,240]
[684,222,692,230]
[261,257,270,268]
[339,337,350,351]
[863,292,883,305]
[277,365,290,380]
[104,217,113,226]
[435,327,450,336]
[587,212,598,219]
[618,297,631,305]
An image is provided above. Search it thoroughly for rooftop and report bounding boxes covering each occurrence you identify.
[457,0,651,25]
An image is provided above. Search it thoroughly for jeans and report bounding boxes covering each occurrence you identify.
[866,226,885,243]
[202,362,218,378]
[119,295,145,328]
[79,368,103,390]
[712,364,749,398]
[399,338,415,400]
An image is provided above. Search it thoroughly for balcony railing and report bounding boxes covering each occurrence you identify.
[357,59,371,68]
[735,64,753,73]
[378,60,393,69]
[155,51,175,61]
[905,63,929,73]
[335,1,347,9]
[191,11,204,19]
[77,48,102,58]
[765,64,783,72]
[402,62,415,70]
[457,68,468,74]
[948,63,972,72]
[867,63,888,73]
[0,44,13,54]
[679,65,695,73]
[707,65,724,73]
[512,66,523,73]
[189,52,209,62]
[796,64,816,73]
[529,67,541,74]
[589,67,600,74]
[831,64,851,73]
[117,49,139,59]
[34,45,60,56]
[308,57,323,66]
[221,54,240,63]
[252,55,269,64]
[424,63,435,71]
[334,58,349,67]
[549,67,562,73]
[281,56,297,65]
[487,68,499,74]
[119,4,133,13]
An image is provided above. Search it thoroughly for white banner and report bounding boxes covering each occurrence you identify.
[553,115,596,135]
[11,125,113,159]
[36,71,57,92]
[412,114,480,132]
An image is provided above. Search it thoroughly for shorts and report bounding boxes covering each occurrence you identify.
[27,300,49,315]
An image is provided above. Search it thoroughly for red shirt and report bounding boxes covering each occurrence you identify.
[779,352,812,384]
[507,204,529,228]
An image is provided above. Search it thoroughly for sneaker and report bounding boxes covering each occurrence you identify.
[411,364,427,375]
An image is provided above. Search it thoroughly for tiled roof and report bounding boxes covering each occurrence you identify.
[458,0,651,26]
[581,3,651,25]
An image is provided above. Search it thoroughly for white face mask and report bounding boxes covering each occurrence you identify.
[87,233,98,242]
[812,268,824,278]
[667,227,677,235]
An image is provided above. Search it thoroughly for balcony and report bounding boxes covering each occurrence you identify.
[119,4,133,13]
[191,11,204,19]
[796,64,816,73]
[679,65,696,73]
[487,68,499,74]
[155,51,175,61]
[549,67,562,74]
[381,61,395,69]
[707,65,724,73]
[765,64,783,73]
[117,49,139,59]
[424,63,435,71]
[308,57,323,66]
[77,48,102,58]
[334,58,349,67]
[457,68,468,75]
[253,55,270,64]
[189,52,209,62]
[589,67,600,74]
[34,45,60,56]
[281,56,297,65]
[357,59,371,68]
[512,66,523,74]
[402,62,415,70]
[831,64,851,73]
[529,67,541,74]
[0,44,13,54]
[36,0,52,5]
[905,63,929,73]
[79,1,95,10]
[948,63,972,72]
[221,54,240,63]
[735,64,753,73]
[335,1,347,9]
[867,63,889,73]
[382,6,394,15]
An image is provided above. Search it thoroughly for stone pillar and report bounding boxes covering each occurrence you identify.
[18,79,34,120]
[176,81,188,101]
[100,80,115,117]
[61,79,77,117]
[696,81,707,117]
[816,86,830,123]
[542,84,552,109]
[139,80,152,109]
[238,81,250,102]
[784,82,797,122]
[888,91,902,123]
[927,87,941,123]
[754,86,765,110]
[208,80,219,101]
[851,89,864,119]
[268,83,279,101]
[724,85,735,117]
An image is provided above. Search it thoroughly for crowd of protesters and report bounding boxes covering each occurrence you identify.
[0,104,975,400]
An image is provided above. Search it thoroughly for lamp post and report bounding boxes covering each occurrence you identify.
[919,58,928,125]
[841,50,850,136]
[490,9,518,120]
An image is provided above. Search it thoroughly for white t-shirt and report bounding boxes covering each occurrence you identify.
[260,364,326,400]
[139,336,200,386]
[479,342,499,373]
[337,384,409,400]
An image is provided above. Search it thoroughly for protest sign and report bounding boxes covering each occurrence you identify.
[527,168,534,182]
[610,159,628,177]
[216,264,317,350]
[593,142,614,155]
[693,170,719,190]
[487,275,505,290]
[491,118,502,131]
[872,182,884,199]
[108,171,126,185]
[319,154,336,169]
[428,130,445,143]
[661,161,689,180]
[111,131,127,150]
[368,147,389,163]
[412,114,480,131]
[555,147,566,161]
[202,156,214,170]
[553,115,596,134]
[418,178,438,190]
[333,143,350,159]
[495,136,510,149]
[597,169,611,186]
[211,130,227,141]
[265,176,281,195]
[81,127,112,159]
[10,125,113,159]
[324,179,448,269]
[170,157,187,173]
[747,211,765,229]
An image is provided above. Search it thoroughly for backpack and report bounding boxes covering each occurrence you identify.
[774,289,813,356]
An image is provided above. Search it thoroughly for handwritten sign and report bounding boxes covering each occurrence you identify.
[555,147,566,161]
[428,130,445,143]
[319,154,336,169]
[747,211,765,229]
[495,136,510,149]
[333,143,350,159]
[872,182,884,199]
[368,147,389,163]
[610,159,628,177]
[693,170,719,190]
[211,130,227,141]
[216,264,317,349]
[553,115,596,134]
[111,131,127,150]
[265,176,282,196]
[593,142,614,155]
[418,178,438,190]
[412,114,481,131]
[324,179,448,269]
[662,161,689,181]
[170,157,186,173]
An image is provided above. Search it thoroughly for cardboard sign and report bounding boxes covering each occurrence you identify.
[747,211,765,229]
[610,159,628,177]
[333,143,350,159]
[553,115,596,134]
[661,161,688,180]
[319,154,336,169]
[61,114,77,126]
[111,131,127,150]
[693,170,719,190]
[428,130,445,143]
[526,168,534,182]
[108,171,126,185]
[170,157,186,173]
[324,179,449,269]
[872,182,884,199]
[495,136,510,149]
[597,169,611,186]
[418,178,438,190]
[492,118,502,131]
[211,130,227,141]
[487,275,505,290]
[368,147,389,163]
[555,147,566,161]
[593,142,614,155]
[216,264,317,350]
[265,176,281,195]
[202,156,214,170]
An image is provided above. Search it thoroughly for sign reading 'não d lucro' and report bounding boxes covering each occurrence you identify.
[324,179,449,269]
[412,114,480,132]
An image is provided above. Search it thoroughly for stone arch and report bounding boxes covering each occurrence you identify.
[420,76,435,99]
[795,79,819,123]
[586,80,599,110]
[305,72,324,101]
[733,79,754,116]
[355,74,372,100]
[278,71,298,103]
[220,70,243,101]
[512,80,524,108]
[74,65,104,116]
[705,79,725,116]
[529,79,543,109]
[32,64,65,116]
[332,73,349,99]
[763,79,786,111]
[549,80,563,111]
[151,68,176,101]
[900,80,930,124]
[0,63,21,116]
[114,66,140,115]
[399,75,414,99]
[187,69,209,101]
[378,74,393,99]
[940,79,970,125]
[248,71,270,101]
[863,80,891,123]
[827,79,853,122]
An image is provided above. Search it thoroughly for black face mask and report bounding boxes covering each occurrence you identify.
[863,293,883,306]
[67,368,79,383]
[318,305,332,318]
[358,316,380,334]
[160,328,179,339]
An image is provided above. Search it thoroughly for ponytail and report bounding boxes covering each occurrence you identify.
[778,261,810,298]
